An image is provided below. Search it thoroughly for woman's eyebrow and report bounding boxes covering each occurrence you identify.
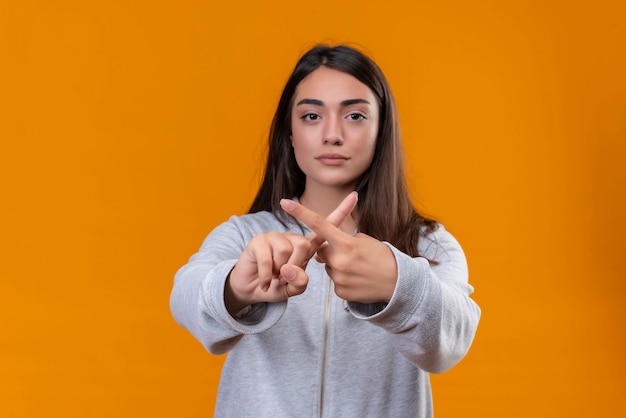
[296,98,324,106]
[296,98,371,107]
[340,98,371,106]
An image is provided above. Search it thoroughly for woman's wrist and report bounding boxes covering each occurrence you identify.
[224,271,250,317]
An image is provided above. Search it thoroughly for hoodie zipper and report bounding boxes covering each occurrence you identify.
[318,277,332,418]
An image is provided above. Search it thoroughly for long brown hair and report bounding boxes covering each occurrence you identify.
[249,44,437,257]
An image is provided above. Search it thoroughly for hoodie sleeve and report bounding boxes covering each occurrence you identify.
[169,216,287,355]
[347,225,480,373]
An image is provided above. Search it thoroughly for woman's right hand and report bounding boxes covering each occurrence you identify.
[225,192,358,316]
[225,231,313,314]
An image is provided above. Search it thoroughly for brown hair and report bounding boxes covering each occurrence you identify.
[249,44,437,257]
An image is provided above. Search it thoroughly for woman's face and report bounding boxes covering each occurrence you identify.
[290,66,379,192]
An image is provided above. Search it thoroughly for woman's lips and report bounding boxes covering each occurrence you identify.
[316,154,349,166]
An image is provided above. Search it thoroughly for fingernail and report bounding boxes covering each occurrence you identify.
[283,266,296,280]
[280,199,296,211]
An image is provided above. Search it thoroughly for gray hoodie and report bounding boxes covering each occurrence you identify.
[170,211,480,417]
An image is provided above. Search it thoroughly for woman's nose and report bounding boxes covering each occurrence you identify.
[323,116,343,145]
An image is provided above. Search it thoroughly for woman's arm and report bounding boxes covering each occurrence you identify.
[280,199,480,373]
[169,218,288,354]
[349,226,480,373]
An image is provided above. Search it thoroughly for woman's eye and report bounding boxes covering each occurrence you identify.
[302,113,319,121]
[348,113,366,121]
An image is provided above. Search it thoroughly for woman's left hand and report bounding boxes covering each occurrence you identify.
[280,198,398,303]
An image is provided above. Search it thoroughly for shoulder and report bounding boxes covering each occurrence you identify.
[198,211,295,252]
[219,210,297,237]
[418,224,465,264]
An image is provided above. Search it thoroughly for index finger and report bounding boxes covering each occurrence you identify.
[280,193,356,247]
[307,191,358,248]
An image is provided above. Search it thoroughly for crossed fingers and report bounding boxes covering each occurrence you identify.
[281,191,357,264]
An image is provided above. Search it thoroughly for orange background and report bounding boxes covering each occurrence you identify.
[1,1,625,417]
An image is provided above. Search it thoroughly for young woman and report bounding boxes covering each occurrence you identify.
[170,44,480,417]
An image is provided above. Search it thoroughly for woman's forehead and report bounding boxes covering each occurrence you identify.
[294,67,376,105]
